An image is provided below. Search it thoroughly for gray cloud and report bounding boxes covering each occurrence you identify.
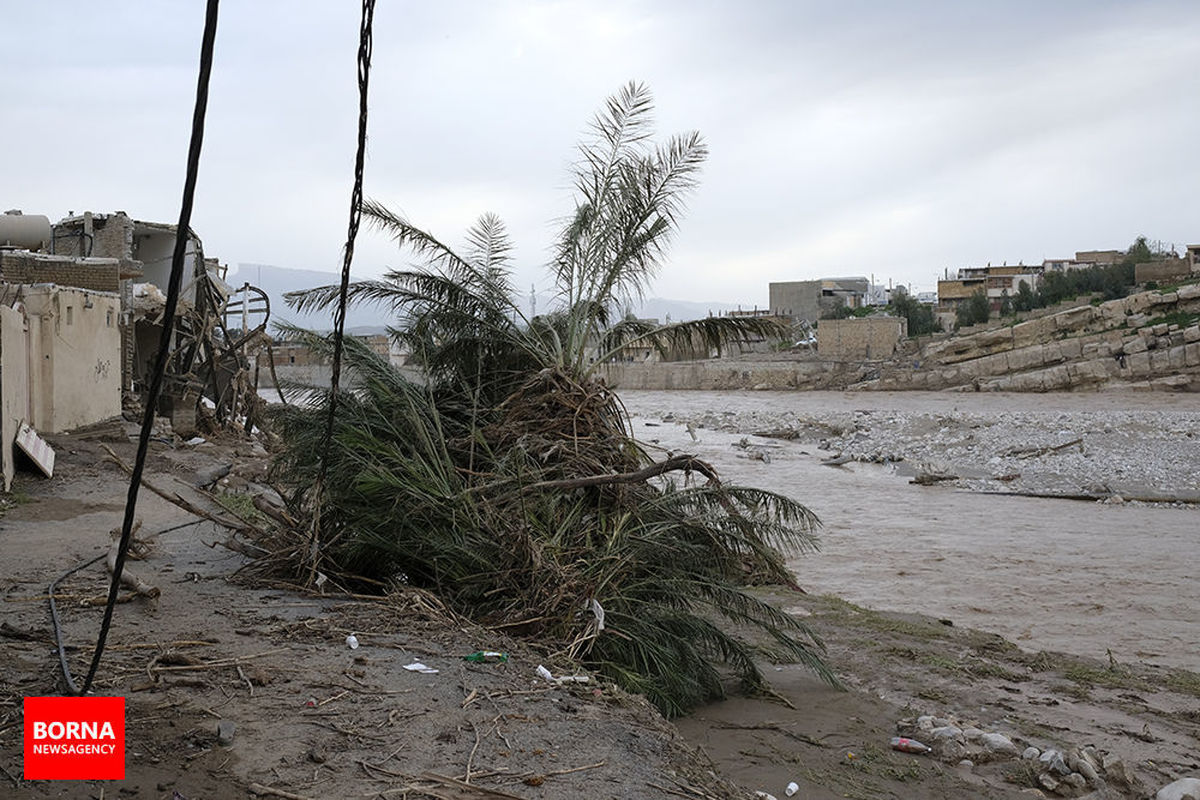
[4,1,1197,306]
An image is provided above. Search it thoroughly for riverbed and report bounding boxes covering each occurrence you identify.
[621,390,1200,671]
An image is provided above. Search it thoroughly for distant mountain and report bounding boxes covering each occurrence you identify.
[227,263,750,333]
[226,263,394,332]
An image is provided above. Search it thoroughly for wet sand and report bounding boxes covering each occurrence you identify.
[623,390,1200,671]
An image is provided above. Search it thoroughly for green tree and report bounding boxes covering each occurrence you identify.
[275,83,833,716]
[955,289,991,328]
[1014,279,1036,312]
[999,288,1013,318]
[889,288,940,336]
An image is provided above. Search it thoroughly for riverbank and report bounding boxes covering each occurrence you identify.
[1,399,1197,798]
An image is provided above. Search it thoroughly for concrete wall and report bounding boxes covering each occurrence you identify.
[817,317,906,360]
[769,280,821,322]
[18,286,122,433]
[0,251,121,292]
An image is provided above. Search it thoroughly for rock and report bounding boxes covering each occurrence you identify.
[1075,760,1100,786]
[1068,751,1100,786]
[934,740,968,761]
[963,726,984,742]
[1065,773,1088,789]
[1044,753,1071,777]
[1156,778,1200,800]
[931,716,951,728]
[958,759,974,768]
[1100,756,1139,791]
[980,732,1019,757]
[931,725,963,741]
[216,719,236,747]
[916,715,935,731]
[1040,773,1061,793]
[1022,746,1041,760]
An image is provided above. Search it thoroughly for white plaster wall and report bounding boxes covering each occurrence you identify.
[21,287,122,433]
[0,305,30,490]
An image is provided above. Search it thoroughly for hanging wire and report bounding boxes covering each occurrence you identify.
[64,0,221,695]
[308,0,376,580]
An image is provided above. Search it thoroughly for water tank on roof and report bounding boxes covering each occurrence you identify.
[0,211,52,250]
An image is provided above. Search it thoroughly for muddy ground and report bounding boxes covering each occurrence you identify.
[0,422,1197,799]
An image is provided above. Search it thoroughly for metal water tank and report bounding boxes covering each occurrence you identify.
[0,211,52,250]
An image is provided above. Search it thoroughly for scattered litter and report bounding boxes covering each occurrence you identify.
[785,781,799,796]
[403,661,439,674]
[753,792,778,800]
[589,598,606,631]
[463,651,508,663]
[185,436,206,446]
[304,697,317,708]
[535,664,590,684]
[15,421,55,478]
[345,634,359,650]
[890,736,931,754]
[216,719,236,747]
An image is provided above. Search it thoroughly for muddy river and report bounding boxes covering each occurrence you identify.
[621,390,1200,671]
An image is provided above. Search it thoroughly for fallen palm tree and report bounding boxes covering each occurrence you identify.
[262,83,834,715]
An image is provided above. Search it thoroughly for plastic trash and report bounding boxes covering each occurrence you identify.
[785,781,799,796]
[463,651,508,663]
[890,736,932,754]
[403,661,439,674]
[535,664,590,684]
[345,635,359,649]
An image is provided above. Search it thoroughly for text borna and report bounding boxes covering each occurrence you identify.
[31,721,117,740]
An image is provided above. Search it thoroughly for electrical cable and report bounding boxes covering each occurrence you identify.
[66,0,221,695]
[310,0,376,574]
[49,520,206,695]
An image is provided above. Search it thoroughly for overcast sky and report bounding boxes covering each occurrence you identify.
[5,2,1198,304]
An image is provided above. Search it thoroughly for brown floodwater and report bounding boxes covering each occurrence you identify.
[622,390,1200,671]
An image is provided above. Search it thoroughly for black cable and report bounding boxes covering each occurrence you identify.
[72,0,220,695]
[50,520,206,695]
[312,0,376,566]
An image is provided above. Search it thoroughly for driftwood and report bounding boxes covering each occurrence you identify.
[517,454,720,496]
[1006,438,1083,459]
[106,538,160,598]
[248,784,314,800]
[101,444,264,534]
[910,472,959,486]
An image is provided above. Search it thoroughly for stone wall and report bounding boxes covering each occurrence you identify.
[0,252,121,293]
[860,284,1200,392]
[1134,259,1194,285]
[818,317,906,360]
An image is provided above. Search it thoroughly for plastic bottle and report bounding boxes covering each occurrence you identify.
[890,736,932,754]
[463,651,508,663]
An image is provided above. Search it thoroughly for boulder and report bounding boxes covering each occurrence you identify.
[980,732,1020,757]
[1156,777,1200,800]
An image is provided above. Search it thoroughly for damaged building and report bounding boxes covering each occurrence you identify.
[0,209,271,487]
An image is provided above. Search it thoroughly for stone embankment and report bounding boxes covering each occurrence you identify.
[870,283,1200,393]
[605,283,1200,393]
